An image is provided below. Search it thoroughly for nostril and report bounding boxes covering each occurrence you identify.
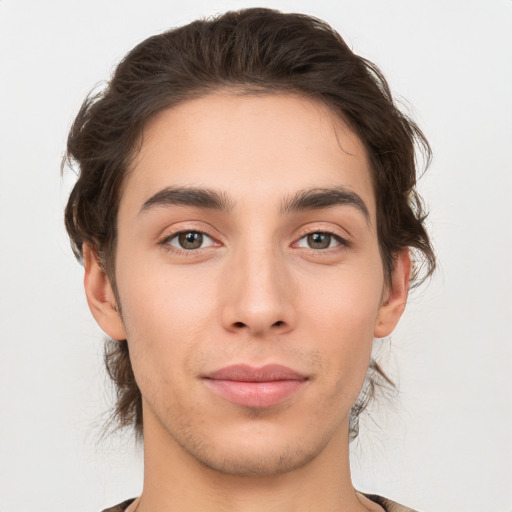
[234,321,246,328]
[272,320,283,327]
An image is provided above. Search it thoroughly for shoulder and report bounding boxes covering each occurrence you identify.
[101,498,136,512]
[364,493,420,512]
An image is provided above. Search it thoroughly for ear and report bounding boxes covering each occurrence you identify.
[83,243,127,341]
[374,249,411,339]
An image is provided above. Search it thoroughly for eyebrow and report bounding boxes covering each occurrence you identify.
[139,186,234,214]
[139,185,369,222]
[280,187,370,222]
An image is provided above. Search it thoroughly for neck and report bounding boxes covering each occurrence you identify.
[135,408,372,512]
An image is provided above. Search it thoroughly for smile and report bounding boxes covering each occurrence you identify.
[202,364,309,408]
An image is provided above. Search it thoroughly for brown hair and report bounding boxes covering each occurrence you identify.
[64,8,435,439]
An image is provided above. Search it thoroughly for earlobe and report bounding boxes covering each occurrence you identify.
[374,249,411,339]
[83,243,127,341]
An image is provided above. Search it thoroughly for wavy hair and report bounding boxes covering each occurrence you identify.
[64,8,435,439]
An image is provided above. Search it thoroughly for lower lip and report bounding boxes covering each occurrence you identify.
[203,379,306,408]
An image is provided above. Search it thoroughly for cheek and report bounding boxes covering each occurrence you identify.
[114,261,219,381]
[302,261,383,337]
[300,264,383,386]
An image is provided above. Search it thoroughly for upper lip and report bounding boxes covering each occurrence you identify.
[203,364,308,382]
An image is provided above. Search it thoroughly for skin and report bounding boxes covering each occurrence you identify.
[84,93,410,512]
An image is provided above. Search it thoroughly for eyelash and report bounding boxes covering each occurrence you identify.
[159,228,350,255]
[294,228,351,252]
[159,229,218,256]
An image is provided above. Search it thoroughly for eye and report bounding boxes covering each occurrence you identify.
[296,232,344,250]
[166,231,215,250]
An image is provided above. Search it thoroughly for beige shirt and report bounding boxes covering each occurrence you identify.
[102,495,419,512]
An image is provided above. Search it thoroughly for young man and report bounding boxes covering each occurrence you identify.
[64,8,435,512]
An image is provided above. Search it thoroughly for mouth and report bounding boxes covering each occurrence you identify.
[202,364,309,408]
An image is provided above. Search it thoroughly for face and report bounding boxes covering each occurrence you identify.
[86,92,409,476]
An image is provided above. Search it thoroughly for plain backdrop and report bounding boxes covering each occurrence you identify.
[1,1,511,511]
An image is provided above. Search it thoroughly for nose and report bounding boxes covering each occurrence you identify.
[220,243,296,337]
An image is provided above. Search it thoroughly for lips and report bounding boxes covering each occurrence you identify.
[202,364,308,408]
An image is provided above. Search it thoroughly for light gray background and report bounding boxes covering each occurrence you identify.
[1,1,511,511]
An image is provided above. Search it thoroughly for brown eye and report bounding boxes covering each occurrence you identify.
[307,233,331,249]
[179,232,203,249]
[297,232,343,250]
[168,231,214,250]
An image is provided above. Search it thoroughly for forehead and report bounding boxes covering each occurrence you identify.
[121,92,375,219]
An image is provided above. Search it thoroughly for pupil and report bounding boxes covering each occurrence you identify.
[308,233,330,249]
[179,231,203,249]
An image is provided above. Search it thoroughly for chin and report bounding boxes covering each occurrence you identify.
[145,383,353,478]
[188,440,320,477]
[167,414,342,478]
